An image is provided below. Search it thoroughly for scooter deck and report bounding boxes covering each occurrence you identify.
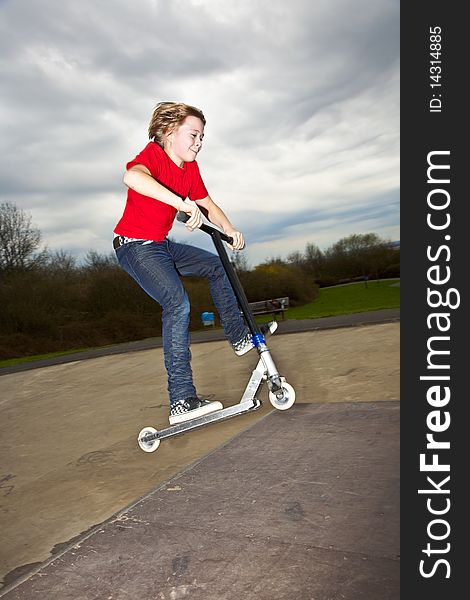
[147,398,262,442]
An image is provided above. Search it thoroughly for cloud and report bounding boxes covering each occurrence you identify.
[0,0,399,266]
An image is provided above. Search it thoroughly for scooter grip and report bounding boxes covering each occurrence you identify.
[176,211,191,223]
[176,211,234,245]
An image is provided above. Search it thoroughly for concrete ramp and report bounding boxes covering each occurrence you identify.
[1,402,400,599]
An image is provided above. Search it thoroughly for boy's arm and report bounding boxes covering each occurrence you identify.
[196,196,245,250]
[123,165,203,231]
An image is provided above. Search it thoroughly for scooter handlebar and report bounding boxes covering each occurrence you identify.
[176,211,234,246]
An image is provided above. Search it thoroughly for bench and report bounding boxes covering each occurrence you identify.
[248,297,289,320]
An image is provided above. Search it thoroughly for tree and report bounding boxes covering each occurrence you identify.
[0,202,44,272]
[328,233,383,256]
[230,250,250,273]
[239,258,318,305]
[286,250,303,267]
[288,243,324,280]
[324,233,389,279]
[45,250,77,274]
[83,250,118,270]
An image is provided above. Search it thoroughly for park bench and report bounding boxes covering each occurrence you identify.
[202,297,289,327]
[248,297,290,321]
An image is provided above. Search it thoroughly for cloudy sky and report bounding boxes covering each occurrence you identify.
[0,0,399,267]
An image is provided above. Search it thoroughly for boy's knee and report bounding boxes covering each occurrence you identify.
[169,292,190,315]
[207,254,224,275]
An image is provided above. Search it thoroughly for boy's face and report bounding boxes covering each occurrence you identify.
[165,116,204,167]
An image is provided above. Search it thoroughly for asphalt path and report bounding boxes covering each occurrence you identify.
[0,308,399,376]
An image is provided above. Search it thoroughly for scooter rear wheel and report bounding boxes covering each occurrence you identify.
[138,427,161,453]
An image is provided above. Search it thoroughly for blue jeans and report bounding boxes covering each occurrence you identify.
[115,239,248,406]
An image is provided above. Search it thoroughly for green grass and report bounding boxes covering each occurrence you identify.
[254,278,400,323]
[0,347,94,367]
[288,278,400,320]
[0,279,399,368]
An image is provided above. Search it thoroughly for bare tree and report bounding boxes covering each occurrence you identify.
[230,250,250,273]
[0,202,44,272]
[83,249,118,270]
[46,249,77,273]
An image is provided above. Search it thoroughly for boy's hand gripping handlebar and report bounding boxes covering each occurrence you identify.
[176,211,234,246]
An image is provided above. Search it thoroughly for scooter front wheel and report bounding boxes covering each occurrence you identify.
[269,382,296,410]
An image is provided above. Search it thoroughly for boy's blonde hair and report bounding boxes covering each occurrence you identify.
[148,102,206,147]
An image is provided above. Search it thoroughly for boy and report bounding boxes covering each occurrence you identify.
[114,102,276,424]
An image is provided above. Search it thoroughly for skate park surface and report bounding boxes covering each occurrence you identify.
[0,311,400,598]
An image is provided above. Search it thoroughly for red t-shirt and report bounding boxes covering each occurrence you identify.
[114,142,208,240]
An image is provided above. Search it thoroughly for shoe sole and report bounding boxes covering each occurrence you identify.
[169,401,224,425]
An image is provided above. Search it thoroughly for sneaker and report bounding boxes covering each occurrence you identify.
[169,397,223,425]
[232,321,278,356]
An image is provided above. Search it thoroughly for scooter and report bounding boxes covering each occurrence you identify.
[137,212,296,453]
